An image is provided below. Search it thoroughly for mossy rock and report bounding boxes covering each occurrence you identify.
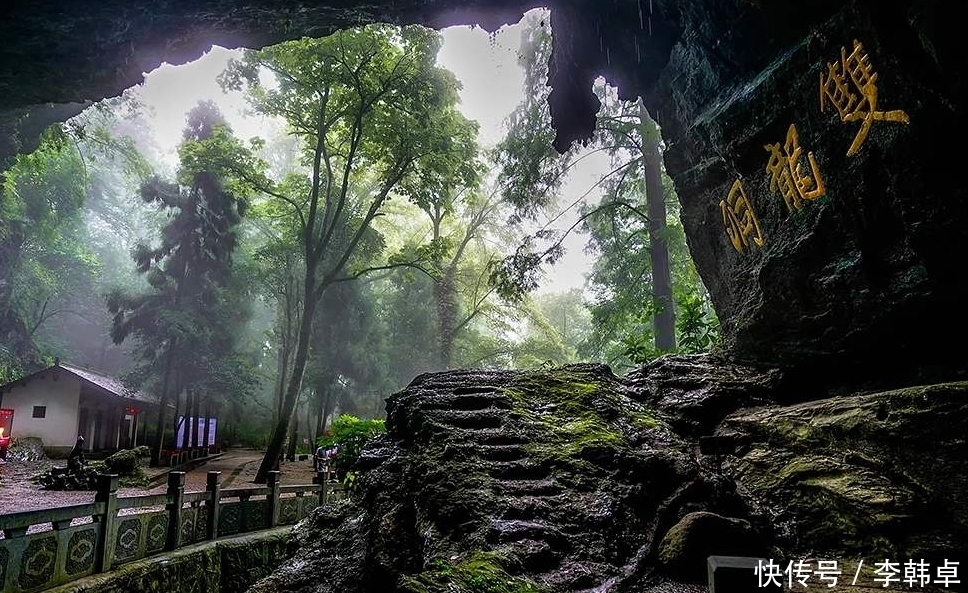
[723,381,968,560]
[657,511,764,581]
[502,367,658,468]
[104,447,150,487]
[400,552,548,593]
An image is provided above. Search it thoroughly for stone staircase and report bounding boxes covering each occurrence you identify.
[414,381,615,591]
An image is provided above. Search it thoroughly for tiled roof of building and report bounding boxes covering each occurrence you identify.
[57,363,156,404]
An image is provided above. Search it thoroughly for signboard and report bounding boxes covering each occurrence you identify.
[174,416,217,448]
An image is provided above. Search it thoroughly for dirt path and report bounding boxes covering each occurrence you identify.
[0,449,319,517]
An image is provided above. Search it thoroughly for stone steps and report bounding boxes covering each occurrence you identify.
[453,386,503,395]
[501,495,557,520]
[416,392,511,412]
[440,443,528,462]
[475,431,528,446]
[498,479,563,497]
[431,409,507,430]
[500,538,560,572]
[478,444,529,462]
[487,460,550,480]
[487,519,566,546]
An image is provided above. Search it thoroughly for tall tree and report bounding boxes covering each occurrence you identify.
[579,92,677,353]
[0,126,88,377]
[492,12,714,361]
[218,25,478,482]
[107,101,253,466]
[387,185,508,369]
[0,94,150,379]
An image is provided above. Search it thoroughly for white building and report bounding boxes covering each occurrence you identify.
[0,361,157,456]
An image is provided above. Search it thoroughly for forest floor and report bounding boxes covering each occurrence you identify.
[0,448,319,520]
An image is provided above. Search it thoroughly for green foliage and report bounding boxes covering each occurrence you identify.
[304,279,398,422]
[217,25,482,481]
[488,15,720,368]
[510,289,592,368]
[620,332,658,367]
[676,293,719,354]
[1,92,156,377]
[574,87,719,369]
[1,124,92,368]
[315,414,386,472]
[221,423,269,449]
[107,102,258,463]
[0,351,24,384]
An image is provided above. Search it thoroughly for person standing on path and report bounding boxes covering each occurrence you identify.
[313,443,326,473]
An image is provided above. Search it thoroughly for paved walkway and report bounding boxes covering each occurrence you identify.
[0,449,319,516]
[145,449,318,493]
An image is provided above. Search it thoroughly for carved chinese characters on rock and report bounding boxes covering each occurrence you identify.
[722,39,906,258]
[721,180,765,253]
[820,39,910,157]
[764,123,826,212]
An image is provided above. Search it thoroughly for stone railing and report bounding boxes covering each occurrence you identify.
[0,471,345,593]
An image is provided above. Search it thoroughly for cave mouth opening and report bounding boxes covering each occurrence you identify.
[70,8,554,176]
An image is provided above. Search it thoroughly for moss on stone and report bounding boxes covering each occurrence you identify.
[502,368,656,463]
[400,552,548,593]
[414,446,499,535]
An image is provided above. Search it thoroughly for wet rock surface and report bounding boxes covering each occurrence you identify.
[624,354,790,438]
[648,0,968,383]
[248,357,964,592]
[720,381,968,562]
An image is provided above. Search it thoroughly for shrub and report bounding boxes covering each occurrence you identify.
[316,414,385,473]
[103,447,149,487]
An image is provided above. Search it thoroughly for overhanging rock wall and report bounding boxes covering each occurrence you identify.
[648,0,966,383]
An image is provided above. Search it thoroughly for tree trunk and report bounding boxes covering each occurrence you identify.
[255,281,317,483]
[202,398,212,452]
[640,100,676,352]
[190,389,201,449]
[150,346,175,467]
[316,380,333,442]
[433,274,458,369]
[314,387,325,442]
[275,328,290,422]
[322,387,334,436]
[181,388,193,450]
[286,395,299,461]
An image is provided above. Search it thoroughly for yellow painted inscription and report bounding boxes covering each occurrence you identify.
[820,39,910,157]
[721,180,765,253]
[765,123,826,212]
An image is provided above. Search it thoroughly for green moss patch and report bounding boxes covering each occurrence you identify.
[502,369,656,462]
[401,552,548,593]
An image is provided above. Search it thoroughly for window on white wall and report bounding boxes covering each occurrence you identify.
[32,406,47,418]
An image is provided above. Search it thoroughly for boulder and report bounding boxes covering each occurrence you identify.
[248,363,968,592]
[6,436,47,462]
[720,381,968,562]
[248,364,772,592]
[657,512,764,581]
